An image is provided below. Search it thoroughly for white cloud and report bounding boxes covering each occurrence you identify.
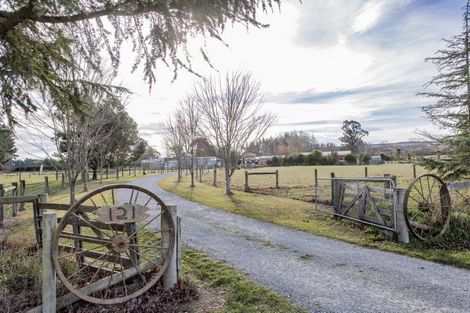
[353,1,384,33]
[15,0,466,157]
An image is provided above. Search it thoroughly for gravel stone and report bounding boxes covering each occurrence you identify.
[124,175,470,313]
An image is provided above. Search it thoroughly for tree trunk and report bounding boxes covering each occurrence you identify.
[225,166,232,195]
[100,154,103,184]
[177,156,182,182]
[190,171,195,187]
[190,154,195,187]
[68,172,76,204]
[82,167,88,192]
[92,166,98,181]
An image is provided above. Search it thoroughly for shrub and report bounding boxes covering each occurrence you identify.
[345,154,357,164]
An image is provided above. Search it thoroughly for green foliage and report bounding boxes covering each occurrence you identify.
[339,120,369,153]
[0,0,282,124]
[294,153,305,165]
[380,153,393,161]
[360,153,371,165]
[102,100,140,167]
[0,125,16,168]
[420,1,470,179]
[130,138,159,163]
[267,156,281,166]
[245,130,316,156]
[305,150,322,165]
[267,150,340,167]
[344,153,357,164]
[421,131,470,180]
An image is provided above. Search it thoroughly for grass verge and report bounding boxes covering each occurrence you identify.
[183,249,306,313]
[159,175,470,270]
[1,172,302,312]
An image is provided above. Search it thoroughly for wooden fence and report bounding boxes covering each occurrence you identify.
[244,170,279,191]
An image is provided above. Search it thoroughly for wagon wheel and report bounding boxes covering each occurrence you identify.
[404,174,451,241]
[52,184,175,305]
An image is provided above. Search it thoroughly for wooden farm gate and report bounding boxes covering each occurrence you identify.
[316,177,398,233]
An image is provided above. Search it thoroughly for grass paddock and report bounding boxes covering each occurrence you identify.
[159,174,470,270]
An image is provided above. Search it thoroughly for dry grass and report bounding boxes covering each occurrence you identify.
[160,174,470,270]
[193,164,428,203]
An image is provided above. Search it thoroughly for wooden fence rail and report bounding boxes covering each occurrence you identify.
[244,170,279,191]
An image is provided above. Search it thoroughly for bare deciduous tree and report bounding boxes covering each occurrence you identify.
[161,114,185,182]
[24,97,121,203]
[194,71,276,195]
[178,96,201,187]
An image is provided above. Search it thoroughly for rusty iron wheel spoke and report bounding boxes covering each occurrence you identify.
[125,250,147,284]
[404,174,451,242]
[52,184,175,305]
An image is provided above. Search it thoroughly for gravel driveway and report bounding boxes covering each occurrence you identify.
[126,174,470,313]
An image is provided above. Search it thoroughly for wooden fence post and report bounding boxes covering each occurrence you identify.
[213,168,217,186]
[19,180,26,211]
[34,193,49,247]
[116,168,119,179]
[314,169,318,187]
[330,172,335,206]
[413,164,417,179]
[177,216,182,280]
[395,188,409,244]
[106,167,109,179]
[44,176,49,194]
[0,184,4,227]
[121,167,124,177]
[11,182,18,216]
[245,171,249,191]
[364,166,368,178]
[162,205,178,288]
[275,170,279,188]
[199,167,202,183]
[42,212,57,313]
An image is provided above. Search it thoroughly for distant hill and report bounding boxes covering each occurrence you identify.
[366,141,436,157]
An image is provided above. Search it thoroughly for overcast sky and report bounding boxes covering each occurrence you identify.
[16,0,464,158]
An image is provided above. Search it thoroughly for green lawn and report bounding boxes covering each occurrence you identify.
[194,164,429,202]
[183,249,305,313]
[159,175,470,270]
[0,169,153,196]
[197,164,427,188]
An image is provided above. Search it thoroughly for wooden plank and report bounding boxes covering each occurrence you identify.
[59,245,134,267]
[447,181,470,191]
[42,213,57,312]
[246,172,277,175]
[37,202,95,212]
[27,254,162,313]
[343,184,392,194]
[56,217,126,232]
[0,195,38,204]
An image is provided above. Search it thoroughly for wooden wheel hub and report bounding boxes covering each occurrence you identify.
[111,235,129,253]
